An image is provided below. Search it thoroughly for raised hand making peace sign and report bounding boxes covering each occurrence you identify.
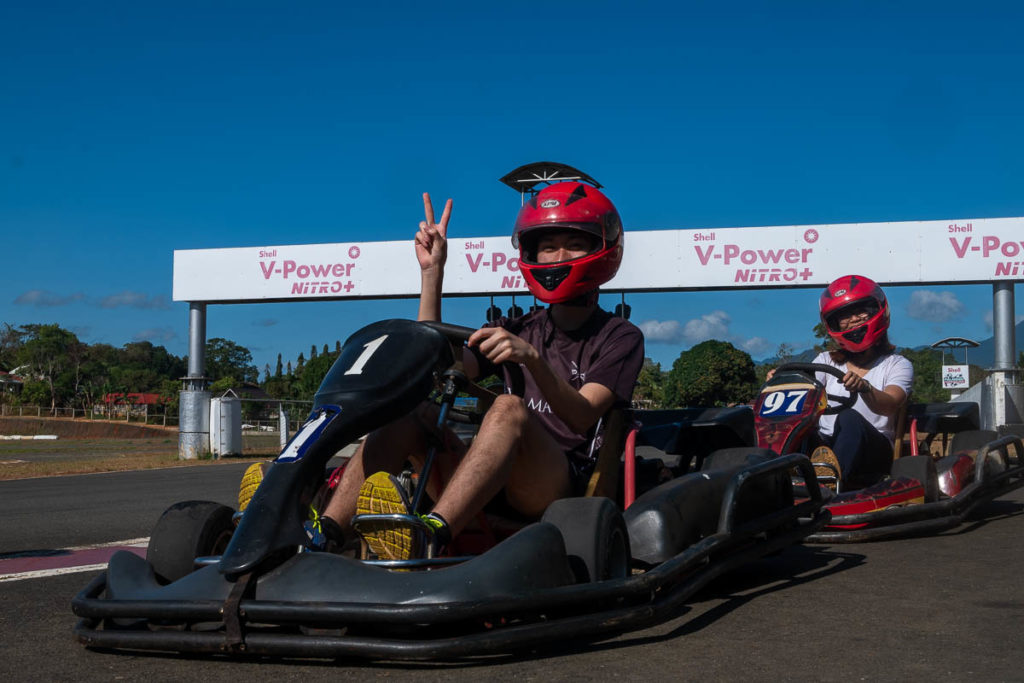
[415,192,452,274]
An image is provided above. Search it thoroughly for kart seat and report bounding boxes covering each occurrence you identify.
[584,408,632,500]
[633,406,756,472]
[906,402,981,457]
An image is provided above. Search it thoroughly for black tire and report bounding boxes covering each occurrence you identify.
[147,501,235,584]
[541,497,630,584]
[949,430,998,457]
[890,455,940,503]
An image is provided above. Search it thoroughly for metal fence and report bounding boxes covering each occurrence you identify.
[0,404,179,427]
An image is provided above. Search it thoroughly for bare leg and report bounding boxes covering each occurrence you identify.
[323,404,439,533]
[431,395,571,536]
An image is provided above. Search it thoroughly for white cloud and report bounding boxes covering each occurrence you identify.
[983,309,1024,332]
[100,291,171,310]
[906,290,965,323]
[742,336,773,356]
[637,319,685,344]
[14,289,86,307]
[682,310,731,343]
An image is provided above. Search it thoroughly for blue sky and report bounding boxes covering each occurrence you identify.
[2,1,1022,376]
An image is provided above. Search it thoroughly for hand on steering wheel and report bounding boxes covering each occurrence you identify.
[419,321,526,397]
[774,362,857,415]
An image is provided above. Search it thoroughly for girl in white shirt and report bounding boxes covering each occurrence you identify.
[813,275,913,489]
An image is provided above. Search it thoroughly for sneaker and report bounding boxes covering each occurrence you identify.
[238,462,270,511]
[355,472,422,560]
[811,446,843,491]
[303,511,347,553]
[353,473,453,561]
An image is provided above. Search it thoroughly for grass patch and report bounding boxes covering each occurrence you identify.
[0,438,273,481]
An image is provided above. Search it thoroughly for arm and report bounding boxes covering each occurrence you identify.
[415,192,452,322]
[467,327,614,434]
[841,371,907,418]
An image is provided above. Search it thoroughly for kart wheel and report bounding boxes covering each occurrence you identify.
[147,500,235,584]
[542,497,630,584]
[890,455,939,502]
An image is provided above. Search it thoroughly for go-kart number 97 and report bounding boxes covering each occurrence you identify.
[759,389,809,416]
[344,335,389,375]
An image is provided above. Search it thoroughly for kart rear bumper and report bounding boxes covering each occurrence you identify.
[807,435,1024,543]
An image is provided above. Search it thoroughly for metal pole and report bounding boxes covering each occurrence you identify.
[279,404,289,451]
[993,282,1016,371]
[178,302,211,459]
[984,283,1022,433]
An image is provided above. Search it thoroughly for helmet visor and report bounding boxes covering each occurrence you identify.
[514,225,603,265]
[825,301,880,333]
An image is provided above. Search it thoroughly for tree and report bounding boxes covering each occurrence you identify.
[633,358,665,408]
[275,353,283,378]
[812,322,830,353]
[0,323,26,370]
[293,352,336,398]
[664,340,758,408]
[204,338,258,384]
[310,344,318,360]
[16,324,82,413]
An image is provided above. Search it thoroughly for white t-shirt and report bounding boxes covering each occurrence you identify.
[812,351,914,444]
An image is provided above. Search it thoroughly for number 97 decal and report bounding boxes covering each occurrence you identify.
[759,389,809,416]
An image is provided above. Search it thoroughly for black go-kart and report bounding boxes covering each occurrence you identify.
[754,363,1024,543]
[72,319,828,661]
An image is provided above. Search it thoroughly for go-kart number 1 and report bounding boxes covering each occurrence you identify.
[344,334,389,375]
[759,389,809,416]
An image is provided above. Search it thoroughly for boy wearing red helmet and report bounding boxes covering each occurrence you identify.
[812,274,913,489]
[320,184,644,559]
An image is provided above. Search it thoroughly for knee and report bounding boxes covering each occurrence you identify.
[835,408,864,430]
[484,394,529,431]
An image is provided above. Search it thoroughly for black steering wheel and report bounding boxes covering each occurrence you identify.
[419,321,526,397]
[774,362,857,415]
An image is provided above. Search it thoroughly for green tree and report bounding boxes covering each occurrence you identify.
[204,338,257,384]
[812,322,830,352]
[293,352,336,398]
[633,358,665,408]
[16,324,82,412]
[664,340,758,408]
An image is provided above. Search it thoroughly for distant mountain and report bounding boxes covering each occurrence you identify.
[758,321,1024,368]
[925,320,1024,368]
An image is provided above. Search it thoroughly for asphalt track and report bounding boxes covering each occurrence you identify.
[2,464,1024,681]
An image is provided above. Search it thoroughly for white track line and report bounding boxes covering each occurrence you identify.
[0,537,150,583]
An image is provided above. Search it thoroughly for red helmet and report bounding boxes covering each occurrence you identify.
[511,182,623,304]
[819,274,890,353]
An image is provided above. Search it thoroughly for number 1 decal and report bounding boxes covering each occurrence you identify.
[344,334,389,375]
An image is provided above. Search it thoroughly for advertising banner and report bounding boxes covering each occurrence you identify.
[172,216,1024,303]
[942,365,969,390]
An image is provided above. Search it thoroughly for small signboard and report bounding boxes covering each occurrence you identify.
[942,365,969,390]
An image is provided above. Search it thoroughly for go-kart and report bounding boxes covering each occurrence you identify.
[754,363,1024,543]
[72,319,828,660]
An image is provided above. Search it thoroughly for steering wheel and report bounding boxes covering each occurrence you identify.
[419,321,526,397]
[774,362,857,415]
